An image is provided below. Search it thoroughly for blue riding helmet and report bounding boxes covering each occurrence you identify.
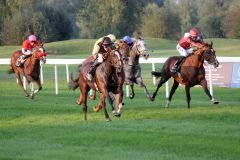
[122,36,133,45]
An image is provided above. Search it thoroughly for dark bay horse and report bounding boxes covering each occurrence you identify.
[68,50,124,121]
[121,38,153,101]
[8,45,46,99]
[152,42,219,109]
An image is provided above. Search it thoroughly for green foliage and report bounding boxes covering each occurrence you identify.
[0,0,74,45]
[1,0,240,45]
[223,0,240,38]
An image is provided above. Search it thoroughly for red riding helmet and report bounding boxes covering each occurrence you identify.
[190,28,199,38]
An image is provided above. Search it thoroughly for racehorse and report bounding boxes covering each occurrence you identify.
[68,50,123,122]
[8,44,46,99]
[151,42,219,109]
[121,38,153,101]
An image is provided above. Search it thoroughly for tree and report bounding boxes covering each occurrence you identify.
[140,2,180,39]
[223,0,240,38]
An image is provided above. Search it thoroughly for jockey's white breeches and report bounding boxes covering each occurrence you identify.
[97,54,103,63]
[176,44,193,57]
[22,48,32,55]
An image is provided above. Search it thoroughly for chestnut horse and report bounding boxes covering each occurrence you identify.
[90,40,128,114]
[152,42,219,109]
[68,50,123,121]
[122,38,153,101]
[8,45,46,99]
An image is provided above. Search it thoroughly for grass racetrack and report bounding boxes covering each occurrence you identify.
[0,38,240,159]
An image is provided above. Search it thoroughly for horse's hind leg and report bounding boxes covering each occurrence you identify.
[166,80,179,107]
[200,79,219,104]
[15,73,29,97]
[152,77,169,101]
[136,77,153,101]
[129,84,135,99]
[185,84,191,110]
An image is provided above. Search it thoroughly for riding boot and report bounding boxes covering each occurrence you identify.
[16,54,28,67]
[86,59,99,81]
[171,56,185,73]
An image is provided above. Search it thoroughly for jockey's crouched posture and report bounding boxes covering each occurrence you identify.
[172,28,206,73]
[16,34,40,67]
[86,34,116,81]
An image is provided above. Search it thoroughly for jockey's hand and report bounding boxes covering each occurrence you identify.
[93,54,98,59]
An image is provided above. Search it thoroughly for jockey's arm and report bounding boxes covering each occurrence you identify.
[190,39,205,48]
[21,48,32,55]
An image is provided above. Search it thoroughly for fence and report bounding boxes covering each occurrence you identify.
[1,57,240,97]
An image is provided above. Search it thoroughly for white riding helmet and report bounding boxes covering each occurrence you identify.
[107,34,116,42]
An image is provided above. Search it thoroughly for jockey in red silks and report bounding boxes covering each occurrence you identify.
[16,34,41,67]
[171,28,206,73]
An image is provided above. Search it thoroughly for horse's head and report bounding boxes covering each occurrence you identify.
[32,44,47,64]
[132,38,149,60]
[201,42,219,68]
[118,40,130,63]
[109,50,122,73]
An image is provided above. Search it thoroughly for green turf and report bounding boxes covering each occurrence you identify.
[1,38,240,58]
[0,62,240,160]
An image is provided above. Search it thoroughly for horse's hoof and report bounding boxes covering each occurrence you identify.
[114,113,121,117]
[76,100,81,105]
[129,94,135,99]
[89,95,96,100]
[213,101,219,104]
[93,106,101,112]
[211,98,219,104]
[147,95,154,101]
[106,118,111,122]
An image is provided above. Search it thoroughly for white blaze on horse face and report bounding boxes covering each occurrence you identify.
[114,51,122,66]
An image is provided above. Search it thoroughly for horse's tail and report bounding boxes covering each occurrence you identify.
[151,71,161,78]
[8,68,14,74]
[68,73,79,90]
[8,64,14,74]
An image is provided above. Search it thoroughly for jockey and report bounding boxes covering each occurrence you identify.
[87,36,116,81]
[171,27,206,73]
[122,36,133,46]
[92,34,116,56]
[16,34,41,67]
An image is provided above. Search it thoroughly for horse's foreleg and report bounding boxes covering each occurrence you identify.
[114,92,122,117]
[185,85,191,110]
[166,80,179,108]
[15,73,29,97]
[200,79,219,104]
[34,79,42,94]
[29,82,35,99]
[100,93,111,122]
